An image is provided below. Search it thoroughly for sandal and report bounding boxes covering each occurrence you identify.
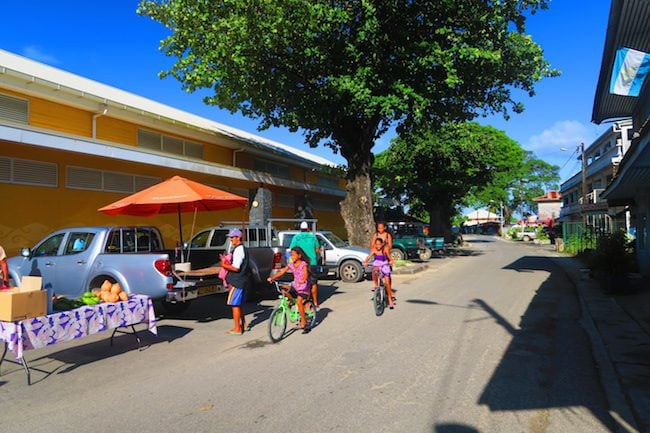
[226,330,243,336]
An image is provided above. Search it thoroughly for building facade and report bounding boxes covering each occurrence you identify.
[533,190,562,224]
[592,0,650,276]
[558,120,633,240]
[0,50,346,254]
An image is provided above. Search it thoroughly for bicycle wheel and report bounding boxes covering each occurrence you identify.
[268,306,287,343]
[304,300,318,329]
[373,283,385,316]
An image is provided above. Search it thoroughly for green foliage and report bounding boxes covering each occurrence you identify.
[375,122,523,234]
[138,0,558,241]
[466,152,560,220]
[586,230,636,276]
[564,232,597,256]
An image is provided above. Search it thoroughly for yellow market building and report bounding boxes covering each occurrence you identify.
[0,50,346,254]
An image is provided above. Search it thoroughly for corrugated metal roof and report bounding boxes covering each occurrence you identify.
[0,49,334,168]
[592,0,650,124]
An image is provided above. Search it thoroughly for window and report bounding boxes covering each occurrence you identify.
[64,232,95,255]
[190,230,211,248]
[210,230,228,248]
[0,93,29,124]
[0,157,58,187]
[137,129,204,159]
[317,175,339,189]
[282,234,295,248]
[67,166,160,193]
[254,159,289,178]
[33,234,65,257]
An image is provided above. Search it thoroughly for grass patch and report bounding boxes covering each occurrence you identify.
[393,259,410,268]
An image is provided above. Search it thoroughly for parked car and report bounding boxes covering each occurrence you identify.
[6,226,174,304]
[386,222,431,261]
[185,224,371,285]
[510,225,540,242]
[276,230,371,283]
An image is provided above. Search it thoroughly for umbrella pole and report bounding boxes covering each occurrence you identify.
[178,204,184,262]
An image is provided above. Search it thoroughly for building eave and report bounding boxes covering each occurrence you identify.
[592,0,650,124]
[0,123,346,197]
[0,49,336,170]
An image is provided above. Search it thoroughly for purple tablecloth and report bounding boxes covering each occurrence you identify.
[0,294,157,360]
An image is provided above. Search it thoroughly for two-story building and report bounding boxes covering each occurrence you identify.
[592,0,650,276]
[558,119,633,240]
[532,190,562,225]
[0,49,346,254]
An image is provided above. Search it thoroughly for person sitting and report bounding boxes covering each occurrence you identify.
[267,246,311,331]
[363,238,395,309]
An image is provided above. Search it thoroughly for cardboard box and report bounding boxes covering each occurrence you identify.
[0,289,47,321]
[0,276,47,321]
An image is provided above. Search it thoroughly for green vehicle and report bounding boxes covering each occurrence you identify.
[386,222,431,261]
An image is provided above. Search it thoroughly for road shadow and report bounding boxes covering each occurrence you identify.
[475,255,620,431]
[433,423,480,433]
[7,324,191,384]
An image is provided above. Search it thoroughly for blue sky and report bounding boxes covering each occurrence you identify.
[1,1,613,182]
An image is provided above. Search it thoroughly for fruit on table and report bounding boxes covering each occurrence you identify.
[79,291,101,305]
[53,297,85,311]
[110,283,122,295]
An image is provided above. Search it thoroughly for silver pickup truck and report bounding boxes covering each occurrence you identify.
[6,226,174,304]
[185,224,371,285]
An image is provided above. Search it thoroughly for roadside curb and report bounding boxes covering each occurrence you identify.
[392,261,432,275]
[550,254,643,433]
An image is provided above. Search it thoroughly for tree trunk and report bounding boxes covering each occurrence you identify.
[335,117,379,247]
[340,173,375,247]
[428,201,453,241]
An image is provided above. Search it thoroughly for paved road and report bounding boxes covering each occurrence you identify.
[0,236,616,432]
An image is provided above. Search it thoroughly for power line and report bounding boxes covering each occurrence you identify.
[559,146,579,170]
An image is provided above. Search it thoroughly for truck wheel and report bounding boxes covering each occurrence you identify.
[390,248,406,261]
[339,260,363,283]
[161,299,191,314]
[418,247,432,261]
[89,276,116,291]
[522,235,531,242]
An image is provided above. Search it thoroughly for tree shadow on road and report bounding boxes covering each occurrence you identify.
[8,324,192,384]
[474,255,620,431]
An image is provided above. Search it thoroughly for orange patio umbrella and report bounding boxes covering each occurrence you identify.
[98,175,248,260]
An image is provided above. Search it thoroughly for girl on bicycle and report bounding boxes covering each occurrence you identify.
[363,238,395,309]
[267,246,311,329]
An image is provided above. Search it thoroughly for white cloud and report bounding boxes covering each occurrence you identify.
[21,46,60,65]
[526,120,596,153]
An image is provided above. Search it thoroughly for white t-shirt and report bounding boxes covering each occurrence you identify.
[231,244,244,270]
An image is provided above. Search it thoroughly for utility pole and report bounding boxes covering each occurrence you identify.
[580,142,587,232]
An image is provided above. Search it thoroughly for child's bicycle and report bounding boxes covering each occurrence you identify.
[268,281,318,343]
[372,266,389,316]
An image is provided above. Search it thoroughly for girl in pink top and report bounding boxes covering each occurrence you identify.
[267,246,310,329]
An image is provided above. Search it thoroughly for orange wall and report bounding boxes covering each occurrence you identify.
[0,143,346,254]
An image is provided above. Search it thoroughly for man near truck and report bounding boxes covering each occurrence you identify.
[290,222,321,306]
[221,228,249,335]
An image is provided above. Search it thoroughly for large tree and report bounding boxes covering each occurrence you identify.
[375,122,525,237]
[138,0,557,245]
[466,152,560,223]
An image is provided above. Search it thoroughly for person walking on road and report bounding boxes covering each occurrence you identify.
[290,221,321,306]
[221,228,249,335]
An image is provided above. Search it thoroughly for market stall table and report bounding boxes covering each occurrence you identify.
[0,294,157,384]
